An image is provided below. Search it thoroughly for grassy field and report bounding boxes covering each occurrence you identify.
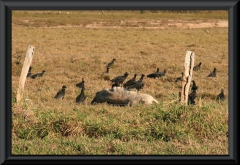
[12,10,228,155]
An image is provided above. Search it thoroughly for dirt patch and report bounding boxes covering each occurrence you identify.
[39,19,228,29]
[182,20,227,29]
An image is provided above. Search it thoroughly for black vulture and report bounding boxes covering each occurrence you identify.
[188,90,197,105]
[207,68,217,77]
[127,74,145,91]
[175,72,184,82]
[110,72,129,86]
[216,89,225,101]
[76,86,87,104]
[31,70,46,79]
[54,86,67,99]
[158,69,167,77]
[193,62,202,71]
[123,74,137,88]
[191,80,198,91]
[147,68,160,79]
[76,78,85,88]
[106,58,116,69]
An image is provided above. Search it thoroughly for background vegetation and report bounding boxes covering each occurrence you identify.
[12,10,228,155]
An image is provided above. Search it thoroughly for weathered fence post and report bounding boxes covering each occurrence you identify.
[181,51,195,104]
[16,45,35,104]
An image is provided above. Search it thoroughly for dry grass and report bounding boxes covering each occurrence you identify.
[12,10,228,155]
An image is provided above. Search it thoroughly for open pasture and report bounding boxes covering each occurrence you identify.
[12,10,228,155]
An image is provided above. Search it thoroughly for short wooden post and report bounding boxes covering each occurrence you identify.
[16,45,35,104]
[181,51,195,104]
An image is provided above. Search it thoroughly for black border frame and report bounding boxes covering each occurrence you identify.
[0,0,239,164]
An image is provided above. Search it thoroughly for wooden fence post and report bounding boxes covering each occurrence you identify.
[16,45,35,104]
[181,51,195,104]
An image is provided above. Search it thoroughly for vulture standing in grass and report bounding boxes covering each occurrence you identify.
[76,86,87,104]
[106,58,116,69]
[27,66,32,77]
[127,74,145,92]
[110,72,129,87]
[158,69,167,77]
[54,86,67,99]
[207,68,217,77]
[188,90,197,105]
[175,72,184,82]
[123,74,137,88]
[147,68,160,79]
[76,78,85,88]
[193,62,202,71]
[188,81,198,105]
[191,80,198,91]
[216,89,225,102]
[31,70,46,79]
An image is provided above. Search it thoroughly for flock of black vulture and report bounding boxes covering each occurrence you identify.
[27,58,226,105]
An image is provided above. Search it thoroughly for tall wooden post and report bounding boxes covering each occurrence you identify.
[16,45,35,104]
[181,51,195,104]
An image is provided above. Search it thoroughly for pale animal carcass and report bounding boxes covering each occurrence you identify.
[91,87,158,106]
